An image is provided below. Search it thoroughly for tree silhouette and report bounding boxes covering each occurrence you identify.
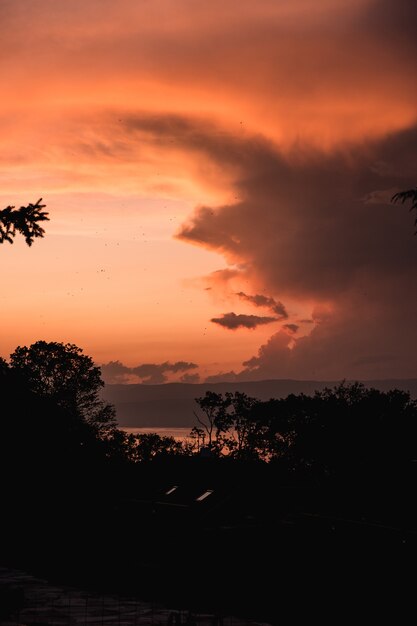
[250,381,417,478]
[133,432,184,462]
[0,199,49,245]
[9,341,116,436]
[221,392,259,459]
[391,187,417,234]
[188,426,206,452]
[193,391,232,451]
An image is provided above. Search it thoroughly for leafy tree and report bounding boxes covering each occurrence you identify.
[252,381,417,479]
[0,199,49,245]
[9,341,116,436]
[0,360,105,477]
[391,187,417,234]
[101,428,139,462]
[221,392,259,459]
[248,393,305,463]
[132,432,184,462]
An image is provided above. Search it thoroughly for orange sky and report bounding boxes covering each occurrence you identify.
[1,0,417,383]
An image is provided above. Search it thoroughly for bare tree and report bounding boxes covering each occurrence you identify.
[0,198,49,245]
[193,391,232,450]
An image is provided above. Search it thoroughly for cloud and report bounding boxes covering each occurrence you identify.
[179,372,201,383]
[204,370,239,383]
[283,324,299,334]
[101,360,198,384]
[236,291,288,318]
[178,127,417,301]
[211,312,278,330]
[2,0,417,383]
[131,361,198,384]
[236,282,417,380]
[4,0,413,187]
[100,107,417,378]
[4,0,416,148]
[72,103,416,380]
[132,367,166,384]
[206,268,243,287]
[170,116,417,378]
[100,360,132,384]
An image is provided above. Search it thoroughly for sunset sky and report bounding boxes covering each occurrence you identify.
[1,0,417,384]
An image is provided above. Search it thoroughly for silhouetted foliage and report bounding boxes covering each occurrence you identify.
[0,363,415,624]
[9,340,117,436]
[391,187,417,234]
[187,426,206,452]
[132,432,185,462]
[190,382,417,479]
[101,427,139,463]
[97,429,186,463]
[220,392,259,459]
[0,356,8,376]
[0,365,97,468]
[193,391,232,452]
[0,199,49,245]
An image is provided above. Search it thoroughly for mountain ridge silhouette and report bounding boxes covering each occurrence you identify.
[101,378,417,427]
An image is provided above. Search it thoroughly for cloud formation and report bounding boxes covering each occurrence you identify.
[179,372,201,383]
[2,0,417,382]
[101,360,198,384]
[99,102,417,379]
[283,324,299,334]
[3,0,416,148]
[211,312,278,330]
[100,360,131,384]
[236,292,288,318]
[170,118,417,379]
[77,96,417,380]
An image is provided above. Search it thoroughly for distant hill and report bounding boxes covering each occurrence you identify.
[101,378,417,427]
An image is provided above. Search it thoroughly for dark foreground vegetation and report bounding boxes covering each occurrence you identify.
[1,341,416,623]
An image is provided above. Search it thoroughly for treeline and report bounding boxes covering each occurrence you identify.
[1,340,416,622]
[2,341,417,482]
[188,385,417,476]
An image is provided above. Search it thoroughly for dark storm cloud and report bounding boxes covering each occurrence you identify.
[233,277,417,380]
[363,0,417,54]
[101,360,198,384]
[117,107,417,377]
[236,292,288,318]
[211,312,278,330]
[177,125,417,301]
[168,119,417,379]
[120,108,417,378]
[3,0,417,385]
